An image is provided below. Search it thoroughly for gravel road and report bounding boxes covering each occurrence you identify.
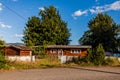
[0,67,120,80]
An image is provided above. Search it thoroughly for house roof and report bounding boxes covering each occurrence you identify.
[47,45,92,49]
[6,45,32,51]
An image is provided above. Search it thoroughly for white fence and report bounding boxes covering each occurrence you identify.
[60,56,74,63]
[117,57,120,62]
[6,56,35,62]
[105,56,120,62]
[60,56,120,63]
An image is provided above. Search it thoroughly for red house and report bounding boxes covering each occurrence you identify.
[46,45,91,61]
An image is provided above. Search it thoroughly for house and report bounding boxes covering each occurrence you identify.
[5,45,35,62]
[46,45,91,63]
[46,45,91,57]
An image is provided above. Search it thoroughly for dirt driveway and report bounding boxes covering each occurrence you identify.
[0,67,120,80]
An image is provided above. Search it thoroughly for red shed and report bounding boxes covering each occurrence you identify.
[5,46,35,62]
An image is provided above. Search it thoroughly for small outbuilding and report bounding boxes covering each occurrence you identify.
[5,45,35,62]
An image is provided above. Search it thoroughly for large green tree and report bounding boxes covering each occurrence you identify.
[79,13,120,52]
[23,6,70,46]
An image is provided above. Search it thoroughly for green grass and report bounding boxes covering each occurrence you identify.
[1,56,120,70]
[3,56,62,70]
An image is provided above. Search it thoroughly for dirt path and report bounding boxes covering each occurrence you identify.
[0,67,120,80]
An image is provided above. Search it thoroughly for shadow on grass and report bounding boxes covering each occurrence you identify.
[69,67,120,75]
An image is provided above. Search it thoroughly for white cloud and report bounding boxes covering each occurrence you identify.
[0,22,12,29]
[89,1,120,14]
[39,7,45,11]
[72,10,88,19]
[15,34,24,37]
[89,9,96,14]
[72,10,87,17]
[109,1,120,10]
[0,3,3,11]
[72,1,120,19]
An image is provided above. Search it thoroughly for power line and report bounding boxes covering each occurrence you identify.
[0,1,27,21]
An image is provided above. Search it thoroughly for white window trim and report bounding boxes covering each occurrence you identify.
[50,49,57,54]
[71,49,81,54]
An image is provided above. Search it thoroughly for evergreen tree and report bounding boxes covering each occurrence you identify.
[94,44,105,65]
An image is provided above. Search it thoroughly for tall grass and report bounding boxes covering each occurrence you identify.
[4,55,61,70]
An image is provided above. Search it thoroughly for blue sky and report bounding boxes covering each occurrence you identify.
[0,0,120,45]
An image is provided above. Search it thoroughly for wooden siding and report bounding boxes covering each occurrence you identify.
[46,48,88,57]
[20,51,31,56]
[5,47,20,56]
[5,46,32,56]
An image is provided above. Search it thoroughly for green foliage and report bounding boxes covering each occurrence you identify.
[79,13,120,52]
[86,48,93,62]
[33,45,47,58]
[72,57,79,64]
[0,52,5,69]
[81,44,105,65]
[23,6,70,46]
[71,44,119,66]
[93,44,105,65]
[0,40,5,45]
[23,16,41,46]
[0,40,6,69]
[72,56,90,64]
[103,57,114,65]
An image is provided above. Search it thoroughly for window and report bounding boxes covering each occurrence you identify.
[71,49,81,54]
[78,50,81,53]
[50,49,57,53]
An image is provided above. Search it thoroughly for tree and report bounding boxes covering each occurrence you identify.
[86,44,105,65]
[23,16,41,46]
[93,44,105,65]
[0,39,6,69]
[23,6,70,46]
[79,13,120,52]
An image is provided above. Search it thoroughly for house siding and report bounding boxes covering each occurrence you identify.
[5,46,32,56]
[46,48,88,57]
[5,47,20,56]
[20,51,32,56]
[5,46,35,62]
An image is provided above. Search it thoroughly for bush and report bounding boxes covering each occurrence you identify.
[0,52,6,69]
[102,57,114,65]
[72,57,79,64]
[89,44,105,65]
[72,56,90,64]
[33,46,46,59]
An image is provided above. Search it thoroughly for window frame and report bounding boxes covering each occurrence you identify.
[71,49,81,54]
[50,49,57,54]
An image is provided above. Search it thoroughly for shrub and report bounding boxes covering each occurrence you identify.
[0,51,6,69]
[72,56,90,64]
[102,57,114,65]
[33,46,46,59]
[72,57,79,64]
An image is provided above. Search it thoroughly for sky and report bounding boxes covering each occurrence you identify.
[0,0,120,45]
